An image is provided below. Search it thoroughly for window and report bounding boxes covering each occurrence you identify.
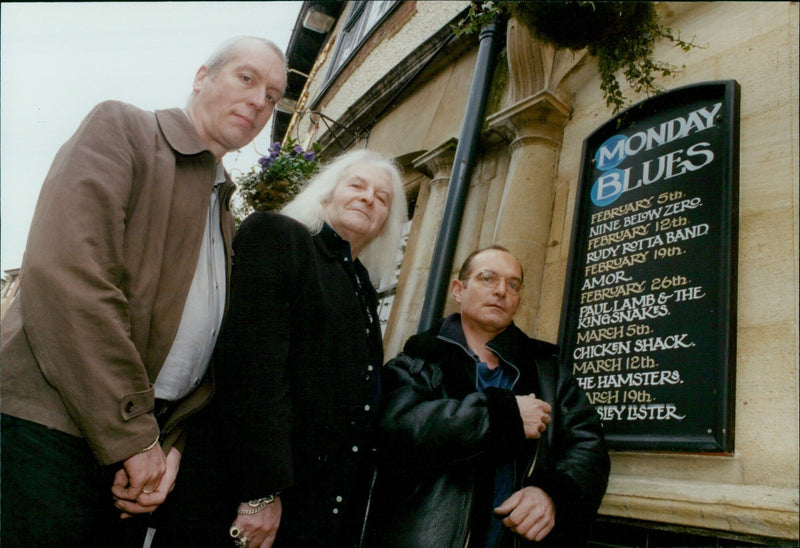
[325,1,399,85]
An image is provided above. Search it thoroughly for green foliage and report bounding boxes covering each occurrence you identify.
[485,49,509,119]
[452,1,502,36]
[453,1,698,114]
[586,4,697,113]
[235,137,322,215]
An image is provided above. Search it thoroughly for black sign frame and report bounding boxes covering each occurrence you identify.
[558,81,740,452]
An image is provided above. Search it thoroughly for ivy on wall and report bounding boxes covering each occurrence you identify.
[454,1,698,113]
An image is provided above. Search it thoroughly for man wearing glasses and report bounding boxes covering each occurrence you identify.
[368,245,610,547]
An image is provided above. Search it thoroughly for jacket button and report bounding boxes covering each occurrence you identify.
[336,495,343,503]
[352,445,359,453]
[125,401,135,413]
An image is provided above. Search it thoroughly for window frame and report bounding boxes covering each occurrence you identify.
[319,1,401,96]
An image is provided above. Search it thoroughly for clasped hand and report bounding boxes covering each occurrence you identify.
[494,486,556,542]
[112,446,181,517]
[515,393,552,439]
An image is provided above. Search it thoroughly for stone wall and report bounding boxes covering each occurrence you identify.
[546,3,798,539]
[296,1,799,540]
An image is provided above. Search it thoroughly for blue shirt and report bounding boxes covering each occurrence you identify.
[438,318,520,548]
[477,361,517,548]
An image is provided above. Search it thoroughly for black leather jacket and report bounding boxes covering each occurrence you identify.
[366,315,609,548]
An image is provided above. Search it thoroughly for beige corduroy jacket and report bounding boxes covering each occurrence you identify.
[1,101,235,465]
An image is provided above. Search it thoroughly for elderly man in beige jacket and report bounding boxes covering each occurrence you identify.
[1,36,286,547]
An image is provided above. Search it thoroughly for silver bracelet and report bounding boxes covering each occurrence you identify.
[237,494,278,515]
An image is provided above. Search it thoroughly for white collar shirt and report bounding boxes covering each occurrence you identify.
[154,162,227,401]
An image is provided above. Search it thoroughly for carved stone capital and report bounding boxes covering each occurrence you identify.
[412,138,458,186]
[505,16,587,105]
[487,91,570,148]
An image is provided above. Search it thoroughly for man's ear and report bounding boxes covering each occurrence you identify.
[193,65,210,94]
[451,278,464,303]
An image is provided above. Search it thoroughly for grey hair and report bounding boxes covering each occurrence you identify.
[188,36,286,102]
[281,149,408,286]
[205,36,286,77]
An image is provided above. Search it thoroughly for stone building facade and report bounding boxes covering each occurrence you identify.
[274,2,798,544]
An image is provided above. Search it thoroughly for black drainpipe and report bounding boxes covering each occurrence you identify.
[417,19,501,333]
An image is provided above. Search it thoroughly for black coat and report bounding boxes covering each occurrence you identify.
[157,212,383,547]
[365,315,609,548]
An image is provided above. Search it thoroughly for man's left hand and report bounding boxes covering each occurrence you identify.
[114,447,182,517]
[494,486,555,542]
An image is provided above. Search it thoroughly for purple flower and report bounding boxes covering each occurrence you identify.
[258,156,273,170]
[269,150,280,159]
[272,141,282,152]
[303,151,316,161]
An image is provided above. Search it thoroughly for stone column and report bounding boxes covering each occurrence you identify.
[486,17,578,333]
[382,139,457,356]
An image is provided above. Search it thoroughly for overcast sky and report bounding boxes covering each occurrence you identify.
[1,2,303,272]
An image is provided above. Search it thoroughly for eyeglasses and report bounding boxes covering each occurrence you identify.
[465,270,523,295]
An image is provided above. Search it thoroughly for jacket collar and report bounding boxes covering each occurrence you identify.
[485,318,559,366]
[314,223,374,280]
[155,108,210,157]
[317,223,353,261]
[406,314,558,365]
[437,314,531,368]
[155,108,236,208]
[437,314,471,350]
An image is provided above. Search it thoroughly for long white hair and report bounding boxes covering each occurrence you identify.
[281,149,408,285]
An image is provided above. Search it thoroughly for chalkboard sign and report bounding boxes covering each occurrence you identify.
[558,81,739,452]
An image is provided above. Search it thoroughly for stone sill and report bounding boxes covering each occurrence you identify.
[599,475,799,541]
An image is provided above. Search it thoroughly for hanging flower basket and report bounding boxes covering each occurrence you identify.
[506,1,649,51]
[454,1,698,114]
[236,137,322,212]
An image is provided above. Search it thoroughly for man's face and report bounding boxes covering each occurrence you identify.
[323,163,393,256]
[189,40,287,160]
[452,249,523,336]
